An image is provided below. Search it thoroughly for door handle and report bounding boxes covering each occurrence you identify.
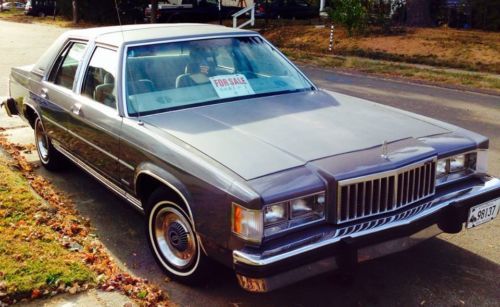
[40,88,48,99]
[71,103,82,116]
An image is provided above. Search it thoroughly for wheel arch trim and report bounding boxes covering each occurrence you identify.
[23,102,42,128]
[134,168,208,255]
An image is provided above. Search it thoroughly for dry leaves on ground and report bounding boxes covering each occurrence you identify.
[0,134,171,306]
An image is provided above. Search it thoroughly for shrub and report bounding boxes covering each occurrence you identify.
[328,0,368,36]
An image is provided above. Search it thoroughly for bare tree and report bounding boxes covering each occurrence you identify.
[72,0,79,24]
[151,0,158,23]
[405,0,432,27]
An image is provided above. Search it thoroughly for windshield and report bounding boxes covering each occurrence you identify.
[124,36,313,116]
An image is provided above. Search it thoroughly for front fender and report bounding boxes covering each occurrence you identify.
[134,162,195,219]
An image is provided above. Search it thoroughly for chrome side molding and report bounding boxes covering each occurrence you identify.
[52,141,143,212]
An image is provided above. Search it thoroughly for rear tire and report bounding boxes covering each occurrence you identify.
[145,187,212,285]
[34,117,65,171]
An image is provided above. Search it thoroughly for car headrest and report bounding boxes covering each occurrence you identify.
[104,73,115,84]
[185,62,201,74]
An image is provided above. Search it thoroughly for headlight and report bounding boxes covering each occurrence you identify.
[449,154,466,173]
[232,203,263,243]
[436,159,447,178]
[436,151,483,185]
[264,192,326,237]
[290,194,325,218]
[264,203,287,225]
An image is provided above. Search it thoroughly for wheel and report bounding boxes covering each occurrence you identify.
[34,117,65,171]
[146,187,212,285]
[38,11,45,17]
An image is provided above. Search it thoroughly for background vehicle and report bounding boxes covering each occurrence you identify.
[255,0,319,19]
[144,0,239,23]
[25,0,56,17]
[1,2,26,10]
[117,0,145,24]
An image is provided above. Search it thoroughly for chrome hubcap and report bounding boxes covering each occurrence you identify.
[154,206,196,270]
[35,120,49,163]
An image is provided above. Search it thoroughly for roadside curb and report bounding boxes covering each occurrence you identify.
[20,289,137,307]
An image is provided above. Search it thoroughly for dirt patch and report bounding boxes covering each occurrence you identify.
[262,26,500,74]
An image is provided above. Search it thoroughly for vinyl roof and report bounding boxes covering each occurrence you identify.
[65,24,255,47]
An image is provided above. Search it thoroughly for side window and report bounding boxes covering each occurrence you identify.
[49,42,87,90]
[82,47,118,108]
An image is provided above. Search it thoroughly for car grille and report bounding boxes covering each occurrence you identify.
[337,158,436,223]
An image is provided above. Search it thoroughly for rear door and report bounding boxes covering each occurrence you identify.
[39,41,88,148]
[69,46,123,184]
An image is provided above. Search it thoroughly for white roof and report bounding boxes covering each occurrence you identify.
[65,24,255,47]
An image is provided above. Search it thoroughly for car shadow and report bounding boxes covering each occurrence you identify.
[37,163,500,307]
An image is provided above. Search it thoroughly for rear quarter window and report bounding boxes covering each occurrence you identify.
[49,42,87,90]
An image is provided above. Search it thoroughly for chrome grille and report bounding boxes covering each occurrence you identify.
[337,158,436,223]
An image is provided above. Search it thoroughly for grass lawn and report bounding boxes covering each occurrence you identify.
[0,157,94,302]
[284,49,500,93]
[0,138,168,305]
[263,25,500,74]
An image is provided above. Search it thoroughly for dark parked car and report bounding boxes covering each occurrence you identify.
[144,0,238,23]
[117,0,145,24]
[25,0,56,17]
[2,24,499,292]
[255,0,319,19]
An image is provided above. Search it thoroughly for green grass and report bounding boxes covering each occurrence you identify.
[0,159,94,299]
[283,48,500,93]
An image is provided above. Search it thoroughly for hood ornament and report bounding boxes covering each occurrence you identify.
[381,141,389,160]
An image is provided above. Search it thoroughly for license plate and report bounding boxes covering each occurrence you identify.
[467,198,500,229]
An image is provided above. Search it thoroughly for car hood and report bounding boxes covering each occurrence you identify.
[143,90,450,180]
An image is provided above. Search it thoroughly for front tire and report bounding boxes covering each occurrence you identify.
[34,117,65,171]
[146,188,211,285]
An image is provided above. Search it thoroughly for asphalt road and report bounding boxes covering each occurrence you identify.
[1,20,499,306]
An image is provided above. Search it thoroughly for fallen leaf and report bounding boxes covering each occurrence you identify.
[31,289,41,299]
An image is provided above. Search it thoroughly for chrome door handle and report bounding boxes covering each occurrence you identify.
[71,103,82,115]
[40,88,48,99]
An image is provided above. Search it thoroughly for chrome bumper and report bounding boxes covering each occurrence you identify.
[233,176,500,292]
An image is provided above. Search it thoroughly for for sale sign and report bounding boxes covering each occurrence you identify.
[209,74,255,99]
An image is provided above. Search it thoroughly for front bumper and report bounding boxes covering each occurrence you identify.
[233,175,500,292]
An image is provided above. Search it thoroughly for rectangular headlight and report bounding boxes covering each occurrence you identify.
[263,192,326,237]
[449,154,466,173]
[436,159,447,178]
[290,194,325,219]
[264,202,288,225]
[232,203,263,243]
[436,151,481,185]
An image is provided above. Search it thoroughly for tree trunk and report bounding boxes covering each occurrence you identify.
[72,0,79,24]
[151,0,158,23]
[406,0,432,27]
[0,0,3,13]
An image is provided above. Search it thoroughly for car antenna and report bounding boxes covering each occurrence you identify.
[113,0,144,126]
